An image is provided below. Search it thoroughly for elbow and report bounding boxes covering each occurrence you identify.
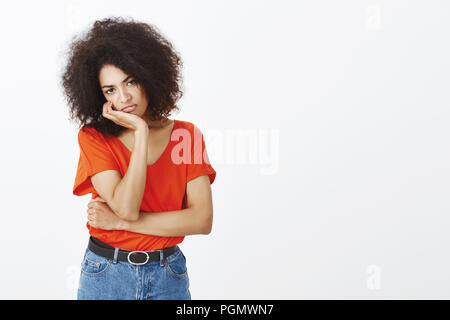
[200,212,213,235]
[201,225,212,235]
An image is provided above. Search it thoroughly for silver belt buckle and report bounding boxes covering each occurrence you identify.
[127,251,150,265]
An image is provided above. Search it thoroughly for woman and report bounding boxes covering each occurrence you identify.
[60,17,216,300]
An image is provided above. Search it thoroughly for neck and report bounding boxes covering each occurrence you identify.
[145,117,168,129]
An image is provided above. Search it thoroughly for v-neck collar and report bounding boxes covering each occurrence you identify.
[112,119,178,167]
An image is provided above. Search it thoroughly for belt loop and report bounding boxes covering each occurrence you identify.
[113,248,119,264]
[159,249,164,266]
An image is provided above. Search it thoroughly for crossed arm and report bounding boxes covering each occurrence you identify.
[87,175,213,237]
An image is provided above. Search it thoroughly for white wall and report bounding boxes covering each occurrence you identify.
[0,0,449,299]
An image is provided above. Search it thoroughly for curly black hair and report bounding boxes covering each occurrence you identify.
[60,16,183,137]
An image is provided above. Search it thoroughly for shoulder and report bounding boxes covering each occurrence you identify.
[77,126,108,145]
[175,119,194,130]
[174,119,203,134]
[78,125,98,137]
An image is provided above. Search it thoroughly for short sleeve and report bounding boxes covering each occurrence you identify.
[73,127,121,196]
[186,124,216,184]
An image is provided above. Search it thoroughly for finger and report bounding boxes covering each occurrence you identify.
[89,202,103,210]
[110,102,122,116]
[102,104,110,119]
[107,102,114,113]
[103,101,114,117]
[90,197,105,204]
[95,197,106,202]
[106,104,119,122]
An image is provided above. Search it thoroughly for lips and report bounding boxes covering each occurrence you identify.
[121,104,137,112]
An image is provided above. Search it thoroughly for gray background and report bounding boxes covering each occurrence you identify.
[0,0,448,299]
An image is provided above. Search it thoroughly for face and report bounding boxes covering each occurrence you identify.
[98,64,149,117]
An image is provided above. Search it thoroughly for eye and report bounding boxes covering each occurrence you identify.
[104,80,136,95]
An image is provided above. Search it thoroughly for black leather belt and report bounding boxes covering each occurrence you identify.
[88,236,178,265]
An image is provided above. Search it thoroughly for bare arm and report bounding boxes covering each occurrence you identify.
[119,208,209,236]
[90,102,149,221]
[90,127,149,221]
[120,175,213,236]
[88,175,213,235]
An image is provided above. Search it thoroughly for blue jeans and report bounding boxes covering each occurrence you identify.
[77,245,191,300]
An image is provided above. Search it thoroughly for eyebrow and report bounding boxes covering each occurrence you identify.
[101,75,133,89]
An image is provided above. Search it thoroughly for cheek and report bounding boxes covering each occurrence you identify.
[135,86,147,99]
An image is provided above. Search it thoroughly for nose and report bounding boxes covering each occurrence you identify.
[118,87,131,103]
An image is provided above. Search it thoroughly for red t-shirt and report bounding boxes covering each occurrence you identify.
[73,119,216,251]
